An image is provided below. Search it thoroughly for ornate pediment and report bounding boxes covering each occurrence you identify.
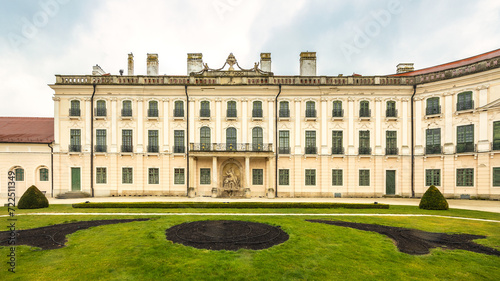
[191,53,273,77]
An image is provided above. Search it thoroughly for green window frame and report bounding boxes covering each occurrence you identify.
[227,101,237,117]
[332,131,343,152]
[174,130,185,153]
[70,100,80,116]
[279,169,289,185]
[174,168,185,184]
[493,168,500,187]
[359,130,370,148]
[96,129,106,146]
[305,169,316,186]
[359,169,370,186]
[122,100,132,116]
[386,131,397,154]
[96,167,107,184]
[426,128,441,146]
[40,168,49,181]
[252,127,263,151]
[493,121,500,150]
[148,100,159,117]
[15,168,24,181]
[122,168,133,184]
[70,129,81,146]
[332,169,343,186]
[425,169,440,186]
[200,168,211,185]
[279,131,289,153]
[252,101,263,117]
[149,168,159,184]
[200,127,211,148]
[305,131,316,147]
[457,124,474,153]
[226,127,237,150]
[252,169,263,185]
[306,101,316,117]
[333,100,342,117]
[174,100,184,117]
[200,101,210,117]
[457,91,473,111]
[456,168,474,187]
[426,97,440,115]
[148,130,159,152]
[279,101,290,117]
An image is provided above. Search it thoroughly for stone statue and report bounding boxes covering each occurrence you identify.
[223,168,240,191]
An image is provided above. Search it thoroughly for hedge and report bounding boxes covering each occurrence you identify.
[18,185,49,209]
[72,202,389,209]
[419,185,449,210]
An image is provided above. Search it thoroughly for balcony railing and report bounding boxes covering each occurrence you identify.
[173,145,185,153]
[456,143,476,153]
[359,109,371,118]
[148,108,159,118]
[425,145,442,155]
[69,108,80,117]
[226,109,237,118]
[121,145,133,153]
[94,145,107,153]
[457,100,474,111]
[305,146,317,154]
[252,109,263,118]
[190,143,273,152]
[69,144,81,152]
[358,147,372,155]
[174,108,184,117]
[305,109,317,118]
[331,146,344,155]
[332,109,343,118]
[147,145,159,153]
[279,109,290,118]
[386,108,397,118]
[426,106,441,115]
[279,147,290,154]
[94,108,107,117]
[121,108,132,117]
[385,147,398,155]
[200,108,210,118]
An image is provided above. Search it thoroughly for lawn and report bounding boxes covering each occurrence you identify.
[1,205,499,280]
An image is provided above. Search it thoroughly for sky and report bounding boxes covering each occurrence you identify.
[1,0,499,117]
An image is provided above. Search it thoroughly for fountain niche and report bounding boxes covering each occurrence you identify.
[216,163,249,198]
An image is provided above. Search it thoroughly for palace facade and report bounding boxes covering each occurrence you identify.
[2,50,500,199]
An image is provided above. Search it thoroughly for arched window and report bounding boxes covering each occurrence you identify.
[122,100,132,117]
[252,127,263,151]
[279,101,289,117]
[386,101,396,117]
[227,101,237,117]
[14,167,24,181]
[226,127,237,151]
[174,100,184,117]
[332,101,342,117]
[96,100,106,116]
[457,91,473,111]
[252,101,263,118]
[200,127,211,151]
[426,97,440,115]
[200,101,210,117]
[39,167,49,181]
[360,101,370,117]
[148,100,158,117]
[70,100,80,116]
[306,101,316,117]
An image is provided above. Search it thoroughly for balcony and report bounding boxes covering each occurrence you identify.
[456,143,476,154]
[226,109,237,119]
[94,145,107,153]
[252,109,263,119]
[305,146,317,155]
[174,109,184,119]
[173,145,185,154]
[426,106,441,116]
[200,108,210,119]
[457,100,474,112]
[121,108,133,118]
[386,108,398,119]
[425,145,442,155]
[69,144,81,153]
[359,109,371,119]
[358,147,372,155]
[190,143,273,152]
[147,108,159,118]
[385,147,398,155]
[279,147,290,154]
[279,109,290,119]
[121,145,133,153]
[69,108,80,118]
[332,109,343,118]
[331,146,344,155]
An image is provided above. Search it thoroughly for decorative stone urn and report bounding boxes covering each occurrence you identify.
[267,188,275,199]
[188,187,196,198]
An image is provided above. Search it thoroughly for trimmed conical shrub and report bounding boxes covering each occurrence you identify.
[18,185,49,209]
[419,185,448,210]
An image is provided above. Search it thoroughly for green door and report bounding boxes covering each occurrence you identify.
[71,168,81,191]
[386,170,395,195]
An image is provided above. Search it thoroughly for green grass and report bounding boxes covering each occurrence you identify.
[0,207,499,280]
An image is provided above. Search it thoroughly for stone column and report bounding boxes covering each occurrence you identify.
[216,98,222,143]
[375,98,382,155]
[321,97,328,154]
[212,157,218,197]
[137,98,143,153]
[52,97,60,152]
[268,98,274,145]
[189,98,195,144]
[163,98,169,152]
[477,85,490,152]
[443,92,454,154]
[294,98,301,154]
[242,98,248,144]
[401,98,409,155]
[111,98,117,153]
[348,97,355,155]
[414,97,423,155]
[85,97,92,152]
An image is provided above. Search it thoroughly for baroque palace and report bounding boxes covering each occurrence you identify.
[1,50,500,199]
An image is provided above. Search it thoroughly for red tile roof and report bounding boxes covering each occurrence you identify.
[0,117,54,143]
[391,48,500,76]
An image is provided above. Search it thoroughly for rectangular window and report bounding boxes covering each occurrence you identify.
[456,168,474,186]
[457,91,473,111]
[174,168,185,184]
[122,168,133,184]
[332,169,343,186]
[359,170,370,186]
[305,131,316,154]
[279,169,289,185]
[40,168,49,181]
[493,168,500,187]
[200,168,211,185]
[15,168,24,181]
[227,101,237,117]
[253,169,263,185]
[279,131,290,154]
[457,125,474,153]
[305,169,316,186]
[96,167,107,184]
[332,101,343,117]
[493,121,500,150]
[279,101,290,117]
[332,130,343,154]
[426,97,440,115]
[96,129,107,152]
[122,129,133,152]
[149,168,159,184]
[359,130,370,154]
[70,129,81,152]
[386,131,397,155]
[426,128,441,154]
[252,101,263,118]
[174,130,185,153]
[425,169,440,186]
[148,130,159,153]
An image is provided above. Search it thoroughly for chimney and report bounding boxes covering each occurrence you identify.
[92,64,106,76]
[187,53,203,75]
[147,53,159,76]
[300,52,316,76]
[396,63,414,74]
[128,53,134,75]
[260,53,271,72]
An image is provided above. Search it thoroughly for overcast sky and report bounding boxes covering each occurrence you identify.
[1,0,499,117]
